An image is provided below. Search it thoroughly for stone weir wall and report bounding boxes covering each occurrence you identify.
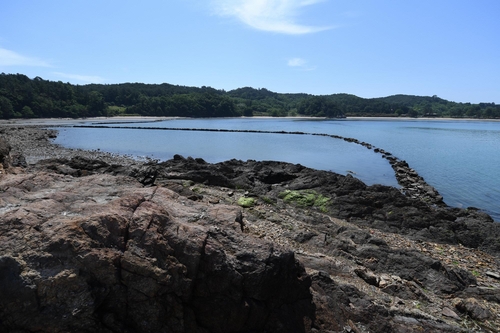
[74,125,445,205]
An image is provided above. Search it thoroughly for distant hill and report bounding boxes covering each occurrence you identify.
[1,73,498,119]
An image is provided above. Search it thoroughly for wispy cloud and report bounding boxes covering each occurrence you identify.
[288,57,307,67]
[287,57,316,70]
[0,48,51,67]
[53,72,105,84]
[211,0,332,35]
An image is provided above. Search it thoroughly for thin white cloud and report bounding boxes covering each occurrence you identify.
[53,72,105,84]
[212,0,332,35]
[287,57,316,70]
[288,57,306,67]
[0,48,51,67]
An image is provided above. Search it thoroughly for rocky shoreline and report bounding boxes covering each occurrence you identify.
[72,124,446,205]
[1,125,500,332]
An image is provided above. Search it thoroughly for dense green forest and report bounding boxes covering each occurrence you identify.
[1,73,499,119]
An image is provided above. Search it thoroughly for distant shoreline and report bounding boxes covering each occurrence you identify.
[1,115,499,127]
[346,116,500,122]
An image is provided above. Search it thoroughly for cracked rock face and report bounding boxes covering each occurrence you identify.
[0,172,313,333]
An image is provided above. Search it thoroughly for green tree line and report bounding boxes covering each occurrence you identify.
[1,73,499,119]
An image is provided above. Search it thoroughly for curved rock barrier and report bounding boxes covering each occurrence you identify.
[72,125,445,205]
[333,135,444,205]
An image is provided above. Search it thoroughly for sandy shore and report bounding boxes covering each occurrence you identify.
[0,125,144,166]
[0,116,178,127]
[1,115,498,127]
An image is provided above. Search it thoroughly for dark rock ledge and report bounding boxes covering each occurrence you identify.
[0,126,499,333]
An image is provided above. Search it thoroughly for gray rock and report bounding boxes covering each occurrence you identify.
[442,307,461,320]
[455,298,492,320]
[486,271,500,280]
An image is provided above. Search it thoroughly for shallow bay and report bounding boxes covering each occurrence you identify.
[53,118,500,221]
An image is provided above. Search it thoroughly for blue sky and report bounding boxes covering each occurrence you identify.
[1,0,499,103]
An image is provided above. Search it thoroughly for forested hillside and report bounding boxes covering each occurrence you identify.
[1,73,499,119]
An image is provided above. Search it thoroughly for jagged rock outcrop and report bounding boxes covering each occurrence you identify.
[0,172,313,332]
[14,155,498,332]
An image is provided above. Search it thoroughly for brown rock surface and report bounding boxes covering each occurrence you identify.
[0,171,313,332]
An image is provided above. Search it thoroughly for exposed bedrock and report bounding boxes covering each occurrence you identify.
[149,156,498,254]
[0,172,313,332]
[32,154,499,254]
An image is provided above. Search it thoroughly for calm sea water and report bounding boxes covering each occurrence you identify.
[53,118,500,221]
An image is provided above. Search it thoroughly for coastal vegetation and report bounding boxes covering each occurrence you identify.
[237,196,256,208]
[279,189,331,212]
[1,73,499,119]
